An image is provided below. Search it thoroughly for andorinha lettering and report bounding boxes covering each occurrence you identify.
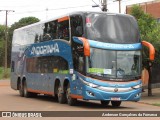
[31,43,59,55]
[96,43,134,49]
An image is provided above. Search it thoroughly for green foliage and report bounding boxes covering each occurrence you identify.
[152,103,160,106]
[0,16,40,77]
[0,67,10,79]
[0,41,4,66]
[18,17,40,26]
[0,25,6,40]
[0,25,6,67]
[130,5,160,65]
[0,67,3,79]
[130,5,144,20]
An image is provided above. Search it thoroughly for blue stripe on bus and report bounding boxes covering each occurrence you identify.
[73,37,142,50]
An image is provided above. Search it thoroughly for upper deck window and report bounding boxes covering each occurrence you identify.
[86,13,140,44]
[57,17,69,41]
[70,15,83,37]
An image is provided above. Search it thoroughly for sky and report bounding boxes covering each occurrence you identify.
[0,0,154,26]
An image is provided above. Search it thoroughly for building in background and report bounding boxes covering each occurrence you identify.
[126,0,160,22]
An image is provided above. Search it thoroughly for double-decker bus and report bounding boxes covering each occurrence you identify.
[11,11,155,107]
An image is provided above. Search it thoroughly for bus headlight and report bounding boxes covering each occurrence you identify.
[132,84,142,89]
[88,83,99,88]
[79,77,98,88]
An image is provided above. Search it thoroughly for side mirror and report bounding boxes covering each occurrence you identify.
[72,37,90,56]
[74,37,90,56]
[142,41,155,61]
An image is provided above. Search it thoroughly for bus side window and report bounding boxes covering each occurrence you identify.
[72,42,85,74]
[70,15,83,37]
[78,57,84,72]
[49,21,57,40]
[42,20,57,41]
[57,20,69,41]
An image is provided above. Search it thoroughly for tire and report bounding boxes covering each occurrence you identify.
[57,83,66,104]
[18,81,24,97]
[23,81,32,98]
[111,101,121,107]
[66,83,77,106]
[101,100,110,107]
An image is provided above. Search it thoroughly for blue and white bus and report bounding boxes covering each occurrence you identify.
[11,12,155,107]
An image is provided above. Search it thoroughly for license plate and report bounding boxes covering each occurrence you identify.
[111,97,121,101]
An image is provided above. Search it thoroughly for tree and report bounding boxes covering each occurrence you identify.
[0,25,5,39]
[8,16,40,41]
[0,25,6,67]
[130,5,160,96]
[130,5,160,63]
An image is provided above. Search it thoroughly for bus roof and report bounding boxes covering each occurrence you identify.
[14,11,134,32]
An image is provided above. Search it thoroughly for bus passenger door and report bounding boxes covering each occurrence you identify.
[70,15,84,95]
[72,41,85,95]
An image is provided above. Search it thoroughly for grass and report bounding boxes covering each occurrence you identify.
[0,67,10,80]
[152,103,160,107]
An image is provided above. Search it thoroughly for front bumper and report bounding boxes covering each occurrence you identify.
[83,85,142,101]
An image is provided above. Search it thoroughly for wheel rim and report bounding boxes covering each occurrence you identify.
[24,82,27,96]
[19,83,22,95]
[57,85,62,100]
[66,86,71,103]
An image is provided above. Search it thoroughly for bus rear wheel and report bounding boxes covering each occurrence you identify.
[101,100,110,107]
[66,83,77,106]
[57,83,66,104]
[23,81,32,98]
[18,81,24,97]
[111,101,121,107]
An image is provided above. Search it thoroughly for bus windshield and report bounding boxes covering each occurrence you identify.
[86,13,140,43]
[86,48,141,81]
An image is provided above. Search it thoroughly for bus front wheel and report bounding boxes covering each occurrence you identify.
[111,101,121,107]
[101,100,110,107]
[66,83,77,106]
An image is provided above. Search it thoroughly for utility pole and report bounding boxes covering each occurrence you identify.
[92,0,108,12]
[101,0,107,12]
[0,10,14,74]
[114,0,122,13]
[46,8,48,20]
